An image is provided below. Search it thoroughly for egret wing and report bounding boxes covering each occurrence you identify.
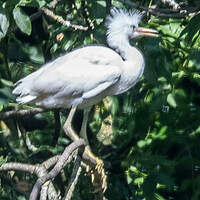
[28,59,121,100]
[13,46,123,106]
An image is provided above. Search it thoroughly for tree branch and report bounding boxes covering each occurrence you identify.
[81,0,94,29]
[0,140,87,200]
[40,7,88,31]
[8,0,88,34]
[159,0,180,10]
[0,108,48,120]
[0,156,60,199]
[0,163,36,173]
[29,139,86,200]
[119,0,199,18]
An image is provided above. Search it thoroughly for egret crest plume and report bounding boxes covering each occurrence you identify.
[106,8,142,51]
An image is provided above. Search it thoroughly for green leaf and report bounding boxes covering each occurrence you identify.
[154,193,167,200]
[0,7,9,40]
[134,177,144,185]
[13,7,32,35]
[17,0,37,7]
[0,156,7,167]
[179,13,200,48]
[126,174,133,184]
[180,13,200,44]
[36,0,46,7]
[167,93,177,108]
[17,196,26,200]
[0,87,13,106]
[22,45,45,64]
[0,78,13,87]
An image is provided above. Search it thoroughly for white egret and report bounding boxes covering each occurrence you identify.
[13,8,158,191]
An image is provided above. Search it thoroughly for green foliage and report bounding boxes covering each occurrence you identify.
[0,0,200,199]
[0,156,7,167]
[13,7,32,35]
[0,8,9,40]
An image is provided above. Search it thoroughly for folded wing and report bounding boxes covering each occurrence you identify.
[13,58,121,107]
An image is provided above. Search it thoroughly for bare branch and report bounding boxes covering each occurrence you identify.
[8,1,88,35]
[42,155,60,169]
[0,157,60,199]
[159,0,180,10]
[81,0,95,29]
[0,108,47,120]
[29,139,86,200]
[40,8,88,31]
[119,0,192,18]
[48,182,60,200]
[0,128,103,199]
[40,181,49,200]
[0,162,36,173]
[48,139,85,178]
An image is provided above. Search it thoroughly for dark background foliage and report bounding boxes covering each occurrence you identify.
[0,0,200,199]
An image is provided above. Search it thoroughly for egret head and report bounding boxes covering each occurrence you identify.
[106,8,158,50]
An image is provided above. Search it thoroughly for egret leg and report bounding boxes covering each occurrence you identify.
[79,107,107,193]
[63,105,107,192]
[63,105,79,141]
[79,107,91,147]
[79,107,102,168]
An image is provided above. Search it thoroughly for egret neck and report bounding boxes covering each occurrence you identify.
[110,36,145,95]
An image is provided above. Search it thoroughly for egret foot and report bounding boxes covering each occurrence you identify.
[84,146,107,193]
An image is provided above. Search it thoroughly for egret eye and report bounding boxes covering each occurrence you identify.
[131,25,136,30]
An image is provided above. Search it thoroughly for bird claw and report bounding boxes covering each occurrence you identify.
[85,147,107,193]
[94,158,107,191]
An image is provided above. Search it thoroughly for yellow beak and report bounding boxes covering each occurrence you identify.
[135,27,159,37]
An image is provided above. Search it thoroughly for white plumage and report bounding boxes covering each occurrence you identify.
[13,8,158,109]
[13,8,158,145]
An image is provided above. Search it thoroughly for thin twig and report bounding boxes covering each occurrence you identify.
[81,0,94,29]
[159,0,180,10]
[120,0,191,18]
[40,8,88,31]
